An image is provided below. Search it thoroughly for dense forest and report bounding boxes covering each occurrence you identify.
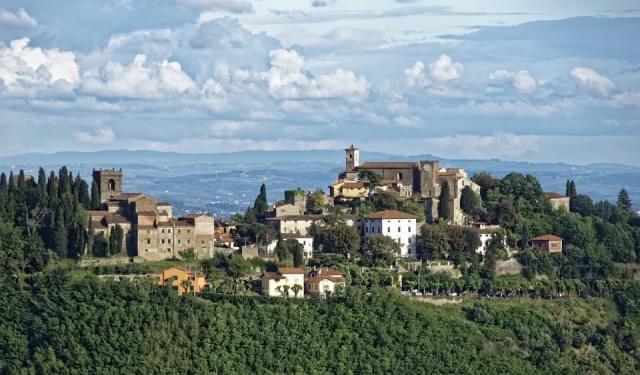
[0,273,638,374]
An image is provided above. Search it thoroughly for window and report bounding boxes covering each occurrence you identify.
[188,240,191,244]
[408,227,411,233]
[202,240,205,244]
[168,239,171,244]
[146,239,151,245]
[365,226,369,233]
[398,227,401,233]
[178,240,181,244]
[387,227,390,233]
[161,239,165,244]
[408,238,412,244]
[161,229,165,234]
[178,229,181,234]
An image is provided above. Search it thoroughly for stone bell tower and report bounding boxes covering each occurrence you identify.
[92,168,123,204]
[345,144,360,172]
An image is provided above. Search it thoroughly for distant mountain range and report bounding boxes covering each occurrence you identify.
[1,149,638,216]
[1,149,638,172]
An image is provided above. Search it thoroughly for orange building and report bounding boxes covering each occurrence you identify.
[159,267,209,295]
[530,235,563,254]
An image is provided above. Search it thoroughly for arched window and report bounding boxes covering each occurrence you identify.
[108,179,116,191]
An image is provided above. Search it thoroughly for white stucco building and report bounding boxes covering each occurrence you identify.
[267,214,357,236]
[261,268,305,298]
[363,210,417,258]
[305,268,346,298]
[469,222,506,255]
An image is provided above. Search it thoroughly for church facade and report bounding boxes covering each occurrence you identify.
[337,145,479,224]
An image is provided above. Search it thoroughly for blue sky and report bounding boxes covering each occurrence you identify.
[1,0,639,165]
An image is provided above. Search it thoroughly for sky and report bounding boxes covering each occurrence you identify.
[0,0,639,165]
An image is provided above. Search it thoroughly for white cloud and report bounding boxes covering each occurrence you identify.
[0,8,37,27]
[75,127,116,145]
[428,54,463,82]
[570,67,615,97]
[259,49,369,100]
[488,69,538,94]
[178,0,253,14]
[81,54,196,99]
[0,38,79,96]
[405,54,463,88]
[208,121,259,137]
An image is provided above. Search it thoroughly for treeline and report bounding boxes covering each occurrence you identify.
[0,272,638,374]
[0,167,92,277]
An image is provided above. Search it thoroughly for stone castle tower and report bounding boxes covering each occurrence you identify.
[345,145,360,172]
[92,169,123,204]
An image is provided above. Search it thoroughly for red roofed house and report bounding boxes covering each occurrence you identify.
[531,235,563,254]
[261,267,305,298]
[363,210,417,258]
[305,268,347,298]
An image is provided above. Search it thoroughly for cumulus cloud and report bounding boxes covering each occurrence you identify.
[178,0,253,14]
[428,54,463,82]
[0,8,37,27]
[0,38,79,96]
[259,49,369,100]
[570,67,616,97]
[75,127,116,145]
[488,70,538,94]
[81,54,196,99]
[405,54,463,87]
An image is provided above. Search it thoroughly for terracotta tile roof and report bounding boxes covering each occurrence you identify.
[110,193,145,201]
[104,215,130,225]
[262,271,284,280]
[358,162,416,170]
[267,214,324,221]
[278,267,305,275]
[531,234,563,242]
[366,210,417,220]
[342,182,365,189]
[544,192,567,199]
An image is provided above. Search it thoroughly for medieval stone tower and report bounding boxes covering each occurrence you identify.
[92,169,123,204]
[345,145,360,172]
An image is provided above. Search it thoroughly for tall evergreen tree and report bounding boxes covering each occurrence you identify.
[438,182,451,221]
[253,183,268,222]
[75,175,91,209]
[91,181,101,210]
[617,189,632,213]
[569,180,577,198]
[37,168,48,200]
[460,186,480,217]
[0,173,7,217]
[54,206,68,257]
[47,171,58,207]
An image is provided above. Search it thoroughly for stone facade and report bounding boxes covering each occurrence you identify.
[93,169,123,203]
[337,145,478,224]
[545,192,571,211]
[88,169,215,261]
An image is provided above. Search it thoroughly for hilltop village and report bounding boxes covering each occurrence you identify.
[3,144,636,300]
[61,145,586,298]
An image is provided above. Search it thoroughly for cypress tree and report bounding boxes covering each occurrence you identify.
[0,173,7,217]
[91,181,101,210]
[617,189,632,212]
[47,172,58,207]
[109,229,118,256]
[75,175,91,209]
[253,183,268,222]
[17,170,26,191]
[438,182,451,221]
[569,181,577,198]
[54,206,68,257]
[37,168,48,200]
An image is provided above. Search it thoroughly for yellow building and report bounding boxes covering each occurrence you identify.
[330,180,368,199]
[159,267,209,295]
